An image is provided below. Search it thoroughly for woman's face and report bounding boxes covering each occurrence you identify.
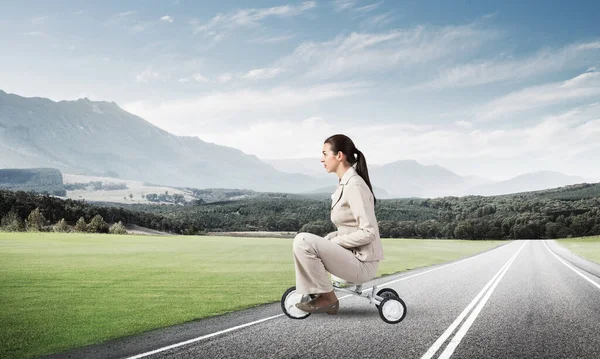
[321,142,340,173]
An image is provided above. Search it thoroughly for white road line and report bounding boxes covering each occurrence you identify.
[125,314,284,359]
[127,242,513,359]
[437,241,527,359]
[421,241,527,359]
[543,240,600,291]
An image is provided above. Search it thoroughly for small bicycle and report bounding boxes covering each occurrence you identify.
[281,276,407,324]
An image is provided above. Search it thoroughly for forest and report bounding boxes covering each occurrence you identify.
[1,182,599,239]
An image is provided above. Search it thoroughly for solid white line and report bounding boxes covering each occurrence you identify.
[437,241,527,359]
[128,242,512,358]
[125,314,284,359]
[543,240,600,291]
[420,241,527,359]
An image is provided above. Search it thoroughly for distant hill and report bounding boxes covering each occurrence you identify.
[467,171,587,196]
[0,90,330,193]
[499,182,600,200]
[0,168,65,196]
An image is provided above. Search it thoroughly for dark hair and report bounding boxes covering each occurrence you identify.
[324,134,376,205]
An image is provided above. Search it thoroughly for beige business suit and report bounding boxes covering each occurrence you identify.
[293,166,384,294]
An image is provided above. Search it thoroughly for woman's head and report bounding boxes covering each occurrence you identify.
[322,134,376,204]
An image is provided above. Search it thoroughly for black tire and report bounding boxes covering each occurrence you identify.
[376,288,400,308]
[281,286,311,320]
[377,297,407,324]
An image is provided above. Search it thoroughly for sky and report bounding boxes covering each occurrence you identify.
[1,0,600,181]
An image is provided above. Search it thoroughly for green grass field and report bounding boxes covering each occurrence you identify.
[556,236,600,264]
[0,232,506,359]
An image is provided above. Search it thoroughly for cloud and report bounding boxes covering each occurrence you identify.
[192,2,316,42]
[333,0,357,12]
[131,23,147,32]
[193,73,210,82]
[355,2,383,12]
[161,15,174,23]
[178,78,190,83]
[114,11,137,19]
[198,117,339,159]
[273,22,497,80]
[136,66,168,83]
[455,120,472,129]
[249,34,295,44]
[24,31,50,38]
[123,82,367,133]
[420,40,600,89]
[30,15,49,24]
[361,12,393,27]
[334,1,382,13]
[475,70,600,121]
[218,73,233,83]
[242,67,284,80]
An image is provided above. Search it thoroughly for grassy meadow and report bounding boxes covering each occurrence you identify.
[0,232,506,359]
[557,236,600,264]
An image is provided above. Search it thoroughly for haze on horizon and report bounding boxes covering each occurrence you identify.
[1,0,600,181]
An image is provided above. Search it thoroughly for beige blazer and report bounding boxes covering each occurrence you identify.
[324,166,384,262]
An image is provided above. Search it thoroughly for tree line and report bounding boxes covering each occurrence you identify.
[1,182,600,239]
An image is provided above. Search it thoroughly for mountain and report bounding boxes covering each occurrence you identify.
[264,158,329,179]
[1,90,592,199]
[466,171,588,196]
[265,157,384,179]
[0,90,331,193]
[0,168,65,196]
[304,184,390,199]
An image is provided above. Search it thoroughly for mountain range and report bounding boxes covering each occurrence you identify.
[0,89,595,198]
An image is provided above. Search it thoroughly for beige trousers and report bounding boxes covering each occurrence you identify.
[293,232,379,294]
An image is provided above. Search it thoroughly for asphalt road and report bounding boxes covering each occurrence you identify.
[47,240,600,359]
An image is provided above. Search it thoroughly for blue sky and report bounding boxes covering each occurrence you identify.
[1,0,600,180]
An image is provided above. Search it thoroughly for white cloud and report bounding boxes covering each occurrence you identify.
[355,2,383,12]
[199,117,338,159]
[421,40,600,89]
[250,34,295,44]
[242,67,284,80]
[136,67,167,83]
[475,70,600,120]
[123,82,367,133]
[193,73,210,82]
[30,15,49,24]
[333,0,357,12]
[131,24,147,32]
[361,12,393,27]
[24,31,50,38]
[178,78,190,83]
[455,120,472,128]
[274,22,497,80]
[114,11,137,19]
[161,15,174,23]
[192,2,316,42]
[334,1,382,13]
[218,73,233,83]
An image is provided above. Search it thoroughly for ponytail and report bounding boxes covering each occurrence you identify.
[354,149,376,205]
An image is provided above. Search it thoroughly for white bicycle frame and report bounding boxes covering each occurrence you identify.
[331,281,384,306]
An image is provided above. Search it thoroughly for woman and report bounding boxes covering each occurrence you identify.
[293,134,384,315]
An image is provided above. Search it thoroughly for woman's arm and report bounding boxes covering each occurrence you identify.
[331,183,377,248]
